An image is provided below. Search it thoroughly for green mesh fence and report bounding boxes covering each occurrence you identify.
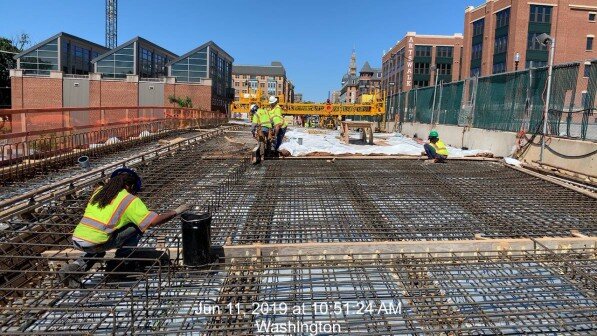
[436,81,464,125]
[406,90,416,122]
[584,60,597,140]
[397,92,407,122]
[414,87,435,124]
[473,70,533,132]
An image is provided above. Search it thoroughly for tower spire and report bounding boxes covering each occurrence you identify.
[349,48,356,76]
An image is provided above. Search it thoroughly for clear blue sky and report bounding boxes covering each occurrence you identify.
[0,0,484,101]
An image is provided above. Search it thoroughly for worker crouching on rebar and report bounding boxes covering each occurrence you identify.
[268,96,287,152]
[59,168,190,288]
[423,130,448,163]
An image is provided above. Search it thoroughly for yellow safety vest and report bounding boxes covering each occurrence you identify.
[256,108,272,128]
[72,188,157,246]
[433,140,449,156]
[251,112,258,124]
[270,105,287,128]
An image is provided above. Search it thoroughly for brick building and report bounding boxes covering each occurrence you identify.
[10,32,233,112]
[340,50,381,103]
[381,32,464,98]
[462,0,597,77]
[231,61,295,103]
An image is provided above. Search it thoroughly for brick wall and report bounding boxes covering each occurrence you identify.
[164,83,211,110]
[11,77,62,109]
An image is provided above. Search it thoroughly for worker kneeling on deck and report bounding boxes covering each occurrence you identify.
[423,130,448,163]
[268,96,287,152]
[59,168,189,286]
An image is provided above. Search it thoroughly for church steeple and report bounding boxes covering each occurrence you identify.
[348,48,356,76]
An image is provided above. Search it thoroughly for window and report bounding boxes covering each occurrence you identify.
[413,80,429,88]
[581,91,588,108]
[470,67,481,77]
[95,43,134,79]
[170,48,208,83]
[234,81,239,87]
[528,33,548,51]
[19,38,59,75]
[584,63,591,78]
[414,62,430,75]
[590,13,596,22]
[473,19,485,37]
[260,83,265,88]
[587,37,594,51]
[415,46,432,57]
[436,46,453,58]
[494,36,508,54]
[493,62,506,74]
[496,8,510,28]
[471,43,483,60]
[529,5,552,24]
[437,63,452,75]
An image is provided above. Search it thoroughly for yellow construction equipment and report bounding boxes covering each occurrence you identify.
[230,89,385,129]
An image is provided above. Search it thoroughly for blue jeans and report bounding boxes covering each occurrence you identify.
[74,224,142,271]
[424,143,447,162]
[275,127,287,151]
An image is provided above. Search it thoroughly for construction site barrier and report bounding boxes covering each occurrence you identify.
[386,61,597,141]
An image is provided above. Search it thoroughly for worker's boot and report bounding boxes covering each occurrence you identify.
[58,262,86,289]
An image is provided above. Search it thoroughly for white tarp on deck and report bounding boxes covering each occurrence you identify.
[280,128,491,157]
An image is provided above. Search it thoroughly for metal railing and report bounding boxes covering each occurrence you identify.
[0,106,228,181]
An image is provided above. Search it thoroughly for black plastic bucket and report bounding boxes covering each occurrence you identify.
[78,156,90,169]
[181,212,212,266]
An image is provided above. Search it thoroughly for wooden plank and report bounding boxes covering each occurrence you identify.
[221,236,596,260]
[505,164,597,199]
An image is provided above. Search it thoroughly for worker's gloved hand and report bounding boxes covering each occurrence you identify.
[174,203,191,215]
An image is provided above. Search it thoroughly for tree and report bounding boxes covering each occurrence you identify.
[0,37,21,108]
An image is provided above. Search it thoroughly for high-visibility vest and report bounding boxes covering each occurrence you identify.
[433,140,449,156]
[270,105,287,128]
[251,112,258,124]
[256,108,272,128]
[72,188,157,246]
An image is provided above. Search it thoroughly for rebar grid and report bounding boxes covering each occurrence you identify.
[0,249,594,335]
[0,130,253,292]
[208,159,596,245]
[0,128,595,334]
[0,129,199,202]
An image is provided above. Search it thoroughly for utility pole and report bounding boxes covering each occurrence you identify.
[537,33,555,163]
[106,0,118,49]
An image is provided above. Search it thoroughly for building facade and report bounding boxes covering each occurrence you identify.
[14,32,109,76]
[381,32,464,98]
[11,32,234,112]
[462,0,597,78]
[231,61,291,102]
[168,41,234,112]
[340,50,381,103]
[92,37,177,79]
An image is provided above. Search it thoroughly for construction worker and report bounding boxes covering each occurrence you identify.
[250,104,259,137]
[59,168,189,287]
[268,96,287,151]
[423,130,448,163]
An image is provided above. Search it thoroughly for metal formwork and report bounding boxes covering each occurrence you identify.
[0,128,596,335]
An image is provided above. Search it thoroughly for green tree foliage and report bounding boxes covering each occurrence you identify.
[168,95,193,108]
[1,35,28,108]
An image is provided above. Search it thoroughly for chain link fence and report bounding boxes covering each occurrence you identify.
[385,61,596,141]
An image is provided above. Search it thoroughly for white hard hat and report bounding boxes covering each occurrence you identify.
[268,96,278,104]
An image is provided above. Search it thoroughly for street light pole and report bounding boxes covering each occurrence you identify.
[537,34,555,163]
[430,65,439,125]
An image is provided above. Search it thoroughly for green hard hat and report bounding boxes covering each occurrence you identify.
[429,130,439,138]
